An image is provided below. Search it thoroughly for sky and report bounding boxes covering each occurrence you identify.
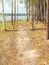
[0,0,26,14]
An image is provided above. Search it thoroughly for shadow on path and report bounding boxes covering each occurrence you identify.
[5,28,47,32]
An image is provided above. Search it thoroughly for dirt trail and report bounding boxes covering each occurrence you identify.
[15,24,40,65]
[0,24,40,65]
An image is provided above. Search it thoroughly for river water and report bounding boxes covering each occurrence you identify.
[0,14,32,22]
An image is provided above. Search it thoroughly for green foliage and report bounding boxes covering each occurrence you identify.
[31,0,38,3]
[20,0,38,3]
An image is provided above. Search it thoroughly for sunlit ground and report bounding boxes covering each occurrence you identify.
[0,20,49,65]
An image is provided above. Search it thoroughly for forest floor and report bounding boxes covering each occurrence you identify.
[0,21,49,65]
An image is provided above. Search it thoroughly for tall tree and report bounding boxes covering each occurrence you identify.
[32,1,34,30]
[13,0,16,29]
[2,0,6,30]
[31,0,38,29]
[25,0,29,22]
[47,0,49,39]
[29,1,30,19]
[17,0,18,22]
[14,0,16,25]
[11,0,13,25]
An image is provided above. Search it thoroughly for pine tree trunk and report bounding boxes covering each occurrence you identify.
[29,1,30,20]
[47,0,49,39]
[36,1,39,23]
[26,7,29,22]
[2,0,6,30]
[14,0,16,25]
[13,0,16,29]
[35,4,36,20]
[17,0,18,22]
[32,2,34,30]
[25,2,29,22]
[11,0,13,25]
[44,0,46,26]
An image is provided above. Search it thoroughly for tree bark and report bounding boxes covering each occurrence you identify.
[13,0,16,29]
[32,2,34,30]
[11,0,13,25]
[29,1,30,20]
[2,0,6,30]
[25,2,29,22]
[17,0,18,22]
[47,0,49,39]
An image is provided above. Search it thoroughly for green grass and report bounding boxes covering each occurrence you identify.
[0,23,3,30]
[0,21,19,30]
